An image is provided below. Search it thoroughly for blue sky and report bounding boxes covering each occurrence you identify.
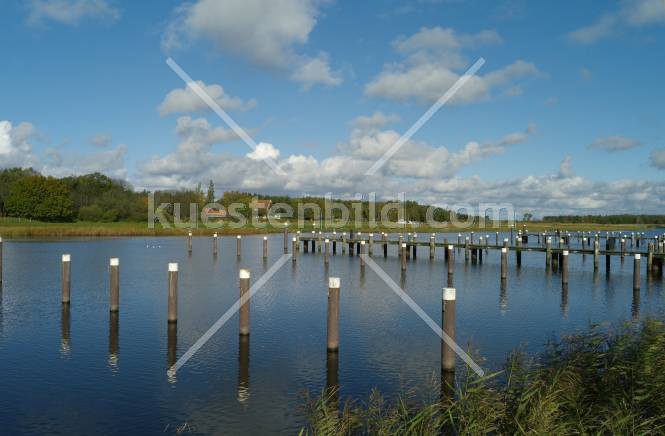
[1,0,664,215]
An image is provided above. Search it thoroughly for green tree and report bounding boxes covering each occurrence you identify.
[5,175,74,222]
[206,179,215,204]
[0,167,39,216]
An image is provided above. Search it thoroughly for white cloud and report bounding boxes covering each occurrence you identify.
[27,0,119,26]
[90,133,112,147]
[650,148,665,169]
[588,136,642,152]
[163,0,341,89]
[247,142,280,160]
[567,0,665,44]
[0,120,38,168]
[159,81,256,116]
[290,53,343,90]
[0,119,127,178]
[350,112,400,130]
[365,27,541,105]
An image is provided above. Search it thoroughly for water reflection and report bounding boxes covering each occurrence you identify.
[167,323,177,369]
[237,334,250,405]
[632,290,640,321]
[60,304,71,357]
[108,312,119,369]
[499,279,508,315]
[561,283,569,318]
[326,350,339,412]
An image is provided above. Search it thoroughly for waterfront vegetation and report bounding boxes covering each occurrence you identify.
[302,317,665,435]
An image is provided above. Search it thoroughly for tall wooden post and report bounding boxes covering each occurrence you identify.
[441,287,456,372]
[283,223,289,253]
[187,231,193,255]
[109,258,119,312]
[61,254,71,304]
[168,263,178,323]
[429,235,435,259]
[327,277,340,351]
[324,239,330,265]
[237,235,242,257]
[213,233,218,256]
[292,237,297,263]
[401,243,407,271]
[501,248,507,280]
[263,236,268,260]
[633,254,641,290]
[239,269,250,335]
[360,241,366,268]
[561,250,569,285]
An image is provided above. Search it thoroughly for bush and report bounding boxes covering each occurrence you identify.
[78,205,103,222]
[102,208,119,222]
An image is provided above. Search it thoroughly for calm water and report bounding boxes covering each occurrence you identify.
[0,230,664,435]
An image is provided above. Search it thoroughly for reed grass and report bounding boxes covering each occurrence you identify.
[302,317,665,435]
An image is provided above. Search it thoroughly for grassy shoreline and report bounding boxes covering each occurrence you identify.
[0,219,659,238]
[303,317,665,435]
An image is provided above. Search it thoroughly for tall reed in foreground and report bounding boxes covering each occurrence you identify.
[302,318,665,435]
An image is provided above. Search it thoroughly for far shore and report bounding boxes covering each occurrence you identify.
[0,219,660,238]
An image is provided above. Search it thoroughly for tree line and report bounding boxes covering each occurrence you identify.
[0,168,455,224]
[543,214,665,225]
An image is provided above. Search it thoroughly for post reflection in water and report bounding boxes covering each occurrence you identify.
[561,283,569,318]
[60,304,71,356]
[237,334,250,405]
[108,312,119,368]
[326,350,339,412]
[499,278,508,314]
[632,289,640,321]
[167,323,177,369]
[399,270,406,290]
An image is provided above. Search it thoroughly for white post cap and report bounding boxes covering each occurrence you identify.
[292,237,296,241]
[329,277,340,288]
[213,233,218,237]
[237,235,242,239]
[563,250,569,256]
[239,269,250,279]
[168,263,178,272]
[62,254,71,262]
[504,238,509,242]
[0,236,2,242]
[501,248,507,253]
[448,245,453,249]
[110,258,119,266]
[443,287,456,301]
[263,236,267,240]
[325,239,329,243]
[635,254,641,259]
[401,243,407,248]
[369,233,373,237]
[360,240,365,245]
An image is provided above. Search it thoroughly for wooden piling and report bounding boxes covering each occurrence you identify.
[368,233,374,256]
[168,263,178,323]
[327,277,340,351]
[239,269,250,335]
[501,248,507,280]
[324,239,330,265]
[441,287,456,372]
[283,223,289,253]
[237,235,242,257]
[360,241,366,268]
[213,233,218,256]
[383,233,388,257]
[561,250,569,285]
[634,254,641,290]
[187,231,193,254]
[593,239,600,271]
[109,258,119,312]
[292,237,297,263]
[341,232,347,254]
[647,243,653,272]
[263,236,268,260]
[516,238,522,268]
[332,232,337,255]
[447,245,454,276]
[464,237,470,262]
[61,254,71,304]
[429,235,435,259]
[401,243,407,271]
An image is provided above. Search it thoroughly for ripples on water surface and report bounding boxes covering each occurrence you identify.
[0,231,663,434]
